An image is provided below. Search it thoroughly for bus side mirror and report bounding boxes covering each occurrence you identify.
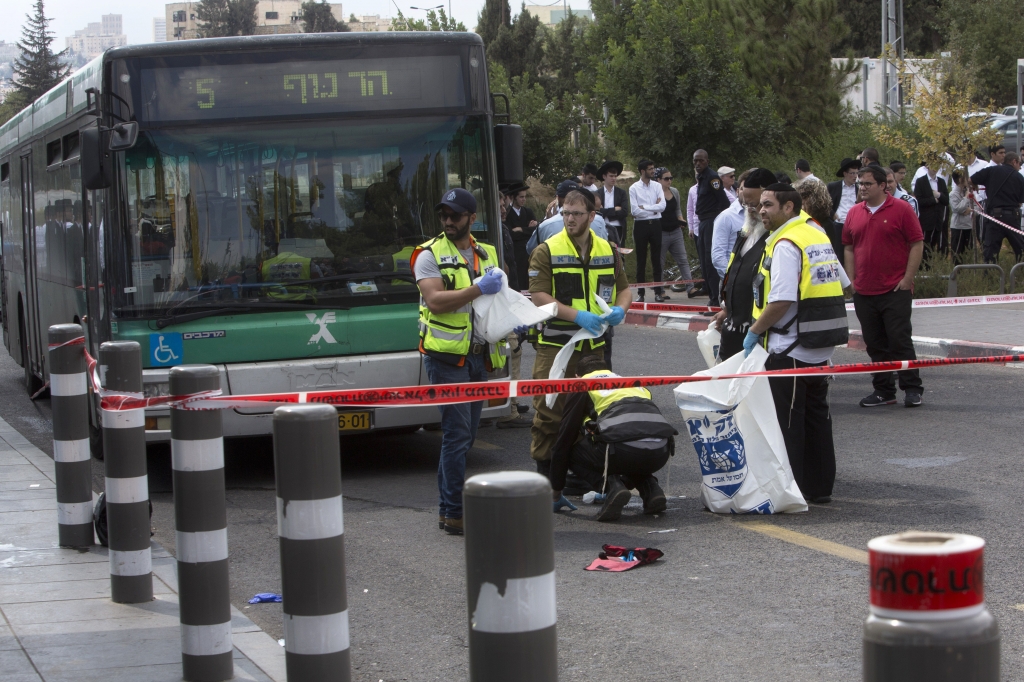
[81,127,112,190]
[494,124,523,185]
[109,122,138,151]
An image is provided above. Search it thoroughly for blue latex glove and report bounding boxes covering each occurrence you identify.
[605,306,625,326]
[743,330,760,357]
[513,325,531,334]
[553,495,578,512]
[574,309,605,335]
[477,268,503,295]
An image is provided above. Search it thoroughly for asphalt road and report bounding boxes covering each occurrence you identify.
[2,324,1023,681]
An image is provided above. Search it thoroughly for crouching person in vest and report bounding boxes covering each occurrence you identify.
[745,184,849,504]
[411,188,508,536]
[528,189,633,475]
[548,356,678,521]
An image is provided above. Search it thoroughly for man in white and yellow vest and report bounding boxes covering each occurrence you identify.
[745,183,849,504]
[548,355,678,521]
[528,189,633,476]
[412,188,507,536]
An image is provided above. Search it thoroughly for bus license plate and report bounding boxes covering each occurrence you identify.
[338,412,372,431]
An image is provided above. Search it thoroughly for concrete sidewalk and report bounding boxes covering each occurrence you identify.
[626,300,1024,360]
[0,416,286,682]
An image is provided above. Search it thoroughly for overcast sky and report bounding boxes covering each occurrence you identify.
[2,0,590,48]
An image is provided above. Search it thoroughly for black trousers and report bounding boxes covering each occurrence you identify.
[719,327,744,361]
[829,221,846,265]
[697,217,721,305]
[950,228,973,263]
[922,228,942,260]
[765,354,836,500]
[982,209,1024,263]
[633,219,663,297]
[853,289,922,396]
[569,438,670,493]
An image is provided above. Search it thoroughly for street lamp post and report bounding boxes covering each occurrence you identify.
[410,4,446,22]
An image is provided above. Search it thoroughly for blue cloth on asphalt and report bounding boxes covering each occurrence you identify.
[248,593,282,603]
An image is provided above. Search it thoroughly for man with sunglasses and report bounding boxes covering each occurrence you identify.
[528,189,633,479]
[412,188,508,536]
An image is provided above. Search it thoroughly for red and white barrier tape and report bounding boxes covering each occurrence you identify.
[969,194,1024,238]
[67,344,1022,411]
[630,302,720,313]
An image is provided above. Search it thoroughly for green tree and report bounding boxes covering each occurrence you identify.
[590,0,782,170]
[301,1,350,32]
[941,0,1024,106]
[12,0,69,105]
[713,0,855,142]
[543,12,591,103]
[833,0,944,58]
[478,3,545,80]
[349,13,358,23]
[195,0,259,37]
[391,8,465,31]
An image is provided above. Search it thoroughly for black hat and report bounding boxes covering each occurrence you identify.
[743,168,777,189]
[598,160,623,178]
[503,182,529,196]
[435,187,477,214]
[836,157,861,177]
[556,179,580,197]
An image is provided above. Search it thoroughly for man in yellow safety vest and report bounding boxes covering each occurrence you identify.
[411,188,507,536]
[746,183,849,504]
[548,355,677,521]
[528,189,633,477]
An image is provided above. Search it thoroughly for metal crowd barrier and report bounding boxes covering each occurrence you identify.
[946,264,1005,297]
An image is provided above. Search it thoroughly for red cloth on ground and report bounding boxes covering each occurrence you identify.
[842,195,924,296]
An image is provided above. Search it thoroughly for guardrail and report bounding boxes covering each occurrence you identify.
[946,264,1005,297]
[1010,263,1024,293]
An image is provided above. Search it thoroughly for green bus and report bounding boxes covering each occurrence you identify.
[0,32,521,454]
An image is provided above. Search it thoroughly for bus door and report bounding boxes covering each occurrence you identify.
[19,154,43,378]
[0,161,9,350]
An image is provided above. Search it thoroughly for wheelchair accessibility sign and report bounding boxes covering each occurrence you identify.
[149,333,183,367]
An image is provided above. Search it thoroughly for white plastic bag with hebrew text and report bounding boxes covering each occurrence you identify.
[674,346,806,514]
[471,270,557,343]
[697,320,721,368]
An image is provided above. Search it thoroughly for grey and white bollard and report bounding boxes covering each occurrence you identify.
[273,405,351,681]
[864,531,999,681]
[464,471,557,682]
[171,365,232,682]
[100,341,153,603]
[49,324,94,547]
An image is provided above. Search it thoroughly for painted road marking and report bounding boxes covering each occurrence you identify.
[736,521,869,565]
[472,439,501,451]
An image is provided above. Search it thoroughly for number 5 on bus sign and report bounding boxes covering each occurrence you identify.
[150,333,183,367]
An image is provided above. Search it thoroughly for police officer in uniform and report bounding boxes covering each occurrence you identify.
[412,188,508,535]
[713,168,777,359]
[970,154,1024,263]
[529,190,633,475]
[745,184,849,504]
[693,149,732,307]
[548,356,678,521]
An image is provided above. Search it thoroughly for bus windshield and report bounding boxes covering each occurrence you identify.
[115,114,497,318]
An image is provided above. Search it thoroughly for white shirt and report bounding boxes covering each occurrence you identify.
[686,184,698,235]
[766,236,836,364]
[629,179,666,221]
[836,181,858,223]
[725,187,738,204]
[803,173,820,183]
[603,186,620,225]
[511,206,522,217]
[912,153,953,185]
[711,201,745,277]
[584,183,599,192]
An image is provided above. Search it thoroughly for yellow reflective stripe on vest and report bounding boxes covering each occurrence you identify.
[584,370,652,414]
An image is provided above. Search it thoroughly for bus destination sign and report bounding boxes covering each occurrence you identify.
[139,55,466,122]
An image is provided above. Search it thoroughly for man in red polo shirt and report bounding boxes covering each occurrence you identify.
[843,164,925,408]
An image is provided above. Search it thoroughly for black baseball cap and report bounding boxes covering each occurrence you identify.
[435,187,477,214]
[556,179,580,197]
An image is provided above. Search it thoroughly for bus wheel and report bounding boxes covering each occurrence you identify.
[19,311,44,398]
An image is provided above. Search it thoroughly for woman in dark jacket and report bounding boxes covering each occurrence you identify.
[913,166,949,257]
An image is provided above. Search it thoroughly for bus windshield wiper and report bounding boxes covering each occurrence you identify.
[155,301,352,329]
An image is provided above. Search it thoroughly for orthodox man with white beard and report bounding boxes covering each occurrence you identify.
[712,168,779,359]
